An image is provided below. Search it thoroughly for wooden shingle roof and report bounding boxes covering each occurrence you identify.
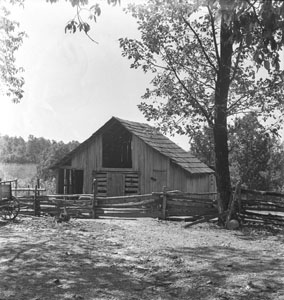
[53,116,214,174]
[116,117,214,175]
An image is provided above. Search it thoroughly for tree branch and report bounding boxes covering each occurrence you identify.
[227,93,250,115]
[162,47,214,126]
[182,65,215,91]
[207,5,220,68]
[182,15,218,74]
[243,0,261,24]
[76,4,98,44]
[229,39,244,84]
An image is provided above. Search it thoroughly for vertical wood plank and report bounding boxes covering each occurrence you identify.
[162,186,167,220]
[15,179,18,198]
[34,185,40,217]
[92,179,98,218]
[107,173,125,196]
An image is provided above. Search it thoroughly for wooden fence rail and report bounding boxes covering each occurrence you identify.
[14,182,218,220]
[162,190,218,221]
[237,188,284,226]
[16,193,162,219]
[94,194,162,218]
[41,194,93,218]
[12,180,284,227]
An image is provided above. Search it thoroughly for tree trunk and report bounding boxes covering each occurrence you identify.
[213,2,233,215]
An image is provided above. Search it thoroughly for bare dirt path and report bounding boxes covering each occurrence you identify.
[0,216,284,300]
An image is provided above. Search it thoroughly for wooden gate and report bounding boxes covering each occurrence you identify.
[107,173,125,196]
[93,194,162,218]
[93,171,140,197]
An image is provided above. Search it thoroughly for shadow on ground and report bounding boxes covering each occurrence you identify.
[0,218,283,300]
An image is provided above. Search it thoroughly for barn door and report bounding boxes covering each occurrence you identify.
[57,169,64,194]
[107,173,125,196]
[151,170,168,192]
[73,170,84,194]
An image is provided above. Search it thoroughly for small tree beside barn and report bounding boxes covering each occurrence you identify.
[52,117,215,196]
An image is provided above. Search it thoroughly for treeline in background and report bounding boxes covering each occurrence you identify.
[0,135,79,193]
[190,113,284,192]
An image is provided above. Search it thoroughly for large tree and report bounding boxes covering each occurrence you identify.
[119,0,284,215]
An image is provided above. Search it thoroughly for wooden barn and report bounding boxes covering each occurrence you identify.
[52,117,215,196]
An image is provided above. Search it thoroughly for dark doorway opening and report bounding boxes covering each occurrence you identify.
[58,169,84,194]
[102,124,132,168]
[73,170,84,194]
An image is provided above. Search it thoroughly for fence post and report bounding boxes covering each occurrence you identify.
[15,179,18,198]
[34,185,40,217]
[162,186,167,220]
[92,179,98,219]
[226,181,241,229]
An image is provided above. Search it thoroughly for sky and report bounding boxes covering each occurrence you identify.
[1,0,191,150]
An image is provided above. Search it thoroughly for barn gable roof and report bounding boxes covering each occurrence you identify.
[53,116,214,174]
[116,117,213,174]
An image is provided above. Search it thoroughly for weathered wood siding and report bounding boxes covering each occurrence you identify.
[169,163,216,193]
[132,135,215,194]
[70,135,102,193]
[132,135,169,194]
[60,133,215,195]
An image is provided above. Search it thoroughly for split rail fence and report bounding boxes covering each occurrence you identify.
[14,180,218,220]
[10,179,284,227]
[236,188,284,226]
[12,186,46,217]
[28,192,217,220]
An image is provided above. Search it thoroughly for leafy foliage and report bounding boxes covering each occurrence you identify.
[230,113,284,191]
[47,0,120,43]
[190,126,215,167]
[190,114,284,191]
[0,0,26,103]
[37,139,79,181]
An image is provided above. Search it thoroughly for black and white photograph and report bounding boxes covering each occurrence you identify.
[1,0,284,299]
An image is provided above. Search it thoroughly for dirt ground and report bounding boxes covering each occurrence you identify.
[0,216,284,300]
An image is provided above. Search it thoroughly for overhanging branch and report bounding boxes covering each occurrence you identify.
[163,47,214,126]
[207,5,220,68]
[182,15,218,74]
[229,39,244,84]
